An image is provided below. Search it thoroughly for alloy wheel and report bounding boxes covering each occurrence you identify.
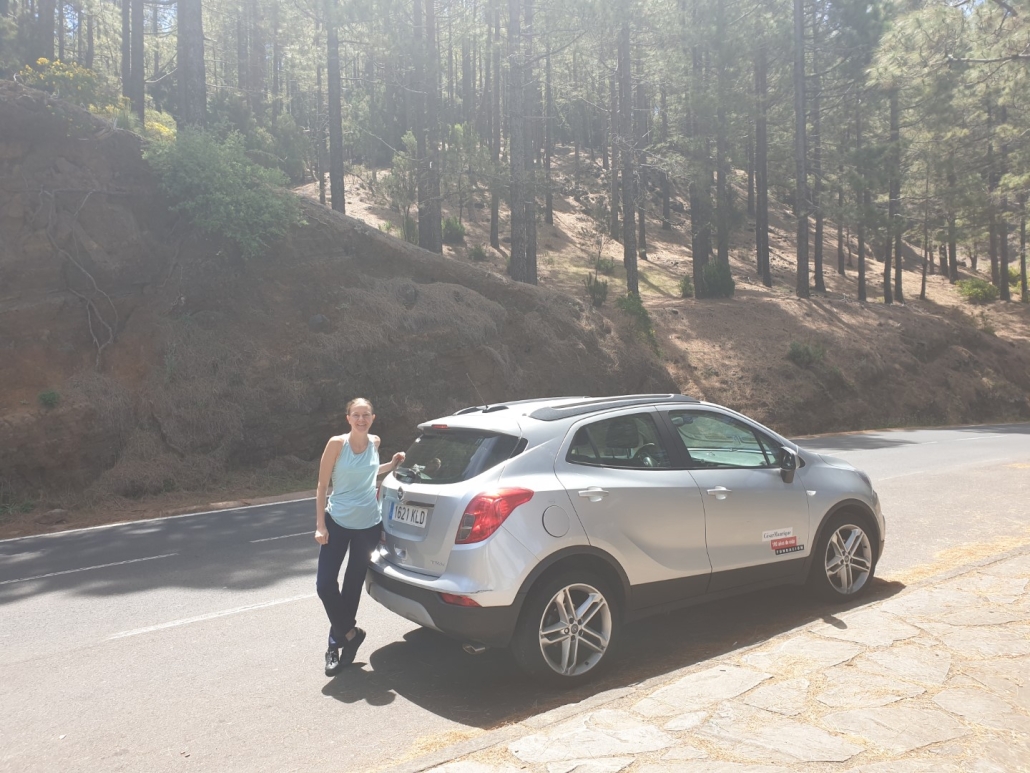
[537,582,612,677]
[823,523,873,595]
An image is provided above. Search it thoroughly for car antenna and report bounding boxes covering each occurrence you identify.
[466,372,487,408]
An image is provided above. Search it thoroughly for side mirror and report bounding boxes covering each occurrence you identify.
[779,447,798,484]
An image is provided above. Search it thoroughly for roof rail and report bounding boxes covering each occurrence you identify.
[451,396,590,417]
[528,394,699,422]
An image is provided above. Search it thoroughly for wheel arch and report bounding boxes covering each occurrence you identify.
[516,546,631,619]
[805,498,882,575]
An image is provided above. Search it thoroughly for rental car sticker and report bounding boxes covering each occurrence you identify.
[770,536,797,551]
[762,528,793,542]
[775,543,805,555]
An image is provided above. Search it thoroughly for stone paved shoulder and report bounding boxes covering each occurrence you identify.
[391,549,1030,773]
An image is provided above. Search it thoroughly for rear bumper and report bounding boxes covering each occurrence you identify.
[365,567,524,649]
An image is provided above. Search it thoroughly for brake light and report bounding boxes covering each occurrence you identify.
[439,593,481,607]
[455,488,534,544]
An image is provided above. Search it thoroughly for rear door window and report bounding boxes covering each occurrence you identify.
[394,430,520,484]
[566,413,672,469]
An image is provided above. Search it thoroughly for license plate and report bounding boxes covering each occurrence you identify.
[391,502,429,528]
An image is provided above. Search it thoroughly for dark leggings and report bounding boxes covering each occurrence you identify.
[315,516,381,650]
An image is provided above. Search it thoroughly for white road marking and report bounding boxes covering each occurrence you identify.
[0,497,315,544]
[109,593,316,639]
[250,531,311,543]
[0,553,179,585]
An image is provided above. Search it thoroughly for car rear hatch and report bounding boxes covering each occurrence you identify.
[379,427,523,577]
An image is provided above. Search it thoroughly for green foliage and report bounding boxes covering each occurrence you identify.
[594,256,616,276]
[146,130,301,259]
[403,215,419,245]
[616,293,659,353]
[38,390,60,409]
[442,216,466,244]
[957,278,999,304]
[679,274,695,298]
[1009,267,1021,287]
[468,244,489,262]
[17,58,117,110]
[702,262,735,298]
[207,94,311,183]
[787,342,825,368]
[585,272,609,307]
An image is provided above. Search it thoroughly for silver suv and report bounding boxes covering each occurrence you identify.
[366,394,885,684]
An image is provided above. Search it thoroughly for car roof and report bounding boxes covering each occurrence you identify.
[417,394,700,434]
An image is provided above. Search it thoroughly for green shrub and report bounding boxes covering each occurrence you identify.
[616,292,659,353]
[146,130,301,259]
[702,261,735,298]
[442,216,466,244]
[38,390,60,409]
[468,244,489,262]
[1009,266,1022,287]
[957,278,999,304]
[403,214,419,245]
[585,273,609,307]
[18,58,117,109]
[594,256,616,276]
[679,274,694,298]
[787,341,824,368]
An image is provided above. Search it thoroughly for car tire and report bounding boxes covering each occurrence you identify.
[511,570,621,686]
[808,512,877,602]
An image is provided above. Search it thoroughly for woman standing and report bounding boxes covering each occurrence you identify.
[315,397,404,676]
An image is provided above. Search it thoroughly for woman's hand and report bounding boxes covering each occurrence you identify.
[315,527,329,545]
[391,451,405,469]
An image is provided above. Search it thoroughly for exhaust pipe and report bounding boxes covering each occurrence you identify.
[462,642,487,655]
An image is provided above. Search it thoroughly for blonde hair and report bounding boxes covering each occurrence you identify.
[346,397,374,415]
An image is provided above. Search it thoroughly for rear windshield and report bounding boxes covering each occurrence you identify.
[393,430,520,485]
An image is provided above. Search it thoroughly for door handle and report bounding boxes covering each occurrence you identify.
[578,487,609,502]
[706,486,731,500]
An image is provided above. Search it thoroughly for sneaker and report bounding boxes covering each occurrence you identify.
[339,627,367,666]
[324,647,343,677]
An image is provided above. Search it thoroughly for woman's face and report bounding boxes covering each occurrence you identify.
[347,403,375,433]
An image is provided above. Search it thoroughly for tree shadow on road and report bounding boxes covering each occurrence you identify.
[322,578,905,729]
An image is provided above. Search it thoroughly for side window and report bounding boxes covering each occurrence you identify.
[566,413,672,469]
[669,411,774,469]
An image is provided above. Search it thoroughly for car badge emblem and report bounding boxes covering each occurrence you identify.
[397,486,404,502]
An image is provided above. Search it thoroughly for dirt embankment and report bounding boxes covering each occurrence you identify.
[2,79,1029,538]
[0,81,672,528]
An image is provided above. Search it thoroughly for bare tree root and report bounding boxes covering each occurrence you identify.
[40,189,120,370]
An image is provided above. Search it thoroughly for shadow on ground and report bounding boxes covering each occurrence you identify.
[321,578,905,730]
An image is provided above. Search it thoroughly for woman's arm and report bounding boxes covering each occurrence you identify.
[315,436,344,544]
[374,436,405,475]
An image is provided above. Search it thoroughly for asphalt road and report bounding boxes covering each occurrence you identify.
[2,423,1029,773]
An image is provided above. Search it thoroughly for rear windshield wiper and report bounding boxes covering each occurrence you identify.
[393,467,419,484]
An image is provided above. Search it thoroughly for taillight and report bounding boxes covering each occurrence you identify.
[455,488,534,544]
[439,593,480,607]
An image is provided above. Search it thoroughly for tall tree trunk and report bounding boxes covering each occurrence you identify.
[715,2,729,266]
[609,73,620,241]
[921,157,930,300]
[248,0,265,116]
[883,88,898,304]
[489,0,500,250]
[37,0,56,62]
[85,13,94,69]
[271,3,281,118]
[837,128,846,275]
[755,35,770,287]
[176,0,206,129]
[57,0,64,61]
[121,0,130,94]
[811,0,825,292]
[987,100,999,286]
[424,0,443,253]
[661,85,671,230]
[1019,193,1027,303]
[130,0,144,124]
[316,57,326,205]
[325,0,345,212]
[947,167,958,281]
[618,19,638,295]
[746,123,755,219]
[792,0,810,298]
[999,105,1010,301]
[635,55,646,261]
[507,0,528,281]
[522,0,537,281]
[856,101,866,301]
[544,47,553,226]
[237,5,248,92]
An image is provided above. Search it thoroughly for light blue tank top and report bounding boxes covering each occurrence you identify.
[327,437,382,529]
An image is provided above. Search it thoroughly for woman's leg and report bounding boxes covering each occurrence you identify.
[336,523,382,638]
[315,516,353,650]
